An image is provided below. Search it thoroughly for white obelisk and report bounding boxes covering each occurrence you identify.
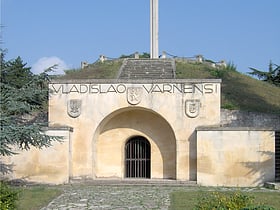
[150,0,159,59]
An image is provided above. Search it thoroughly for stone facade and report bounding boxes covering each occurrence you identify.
[1,78,277,186]
[48,79,221,181]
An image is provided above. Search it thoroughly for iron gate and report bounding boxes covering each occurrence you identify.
[276,131,280,182]
[125,136,151,178]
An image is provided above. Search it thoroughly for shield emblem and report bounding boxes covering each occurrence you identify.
[185,99,200,118]
[67,99,82,118]
[127,87,143,105]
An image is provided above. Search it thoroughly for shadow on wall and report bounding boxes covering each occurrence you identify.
[188,131,197,181]
[241,151,275,185]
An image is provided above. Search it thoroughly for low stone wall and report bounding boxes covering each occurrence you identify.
[221,109,280,130]
[1,127,73,184]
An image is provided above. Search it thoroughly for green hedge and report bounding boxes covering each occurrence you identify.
[0,181,19,210]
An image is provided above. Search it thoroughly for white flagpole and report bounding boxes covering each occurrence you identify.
[150,0,159,59]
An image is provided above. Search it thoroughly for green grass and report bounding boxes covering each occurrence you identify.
[60,59,123,79]
[16,186,62,210]
[56,59,280,114]
[15,185,280,210]
[176,60,280,113]
[170,190,280,210]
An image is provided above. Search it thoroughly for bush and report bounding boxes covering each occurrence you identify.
[195,191,275,210]
[0,181,19,210]
[209,68,227,78]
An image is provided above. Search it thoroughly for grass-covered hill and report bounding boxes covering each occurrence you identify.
[57,59,280,114]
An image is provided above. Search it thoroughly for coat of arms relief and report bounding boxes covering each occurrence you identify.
[185,99,200,118]
[67,99,82,118]
[127,87,143,105]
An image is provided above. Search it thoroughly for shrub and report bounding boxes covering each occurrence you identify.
[209,68,227,78]
[194,191,275,210]
[0,181,19,210]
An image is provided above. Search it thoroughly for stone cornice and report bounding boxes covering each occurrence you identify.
[49,79,222,84]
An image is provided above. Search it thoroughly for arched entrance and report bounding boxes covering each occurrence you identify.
[125,136,151,178]
[93,107,176,179]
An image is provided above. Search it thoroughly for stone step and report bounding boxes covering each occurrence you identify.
[70,178,197,186]
[118,58,176,79]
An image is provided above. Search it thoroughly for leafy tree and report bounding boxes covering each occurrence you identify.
[248,61,280,87]
[0,50,58,162]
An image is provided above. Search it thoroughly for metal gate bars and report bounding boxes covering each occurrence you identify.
[125,136,151,178]
[276,131,280,182]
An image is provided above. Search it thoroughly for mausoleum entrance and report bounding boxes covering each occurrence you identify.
[94,107,176,179]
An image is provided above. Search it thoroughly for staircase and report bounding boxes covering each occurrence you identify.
[276,131,280,182]
[118,59,176,79]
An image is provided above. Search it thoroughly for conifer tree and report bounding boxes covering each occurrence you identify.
[249,61,280,87]
[0,50,58,161]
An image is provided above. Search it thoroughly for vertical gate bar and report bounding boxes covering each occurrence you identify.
[135,141,136,178]
[134,141,136,177]
[130,142,132,177]
[128,143,130,177]
[142,141,144,178]
[145,141,147,177]
[126,145,128,177]
[127,144,129,177]
[132,142,134,177]
[136,140,138,177]
[139,141,141,177]
[141,141,143,177]
[128,145,129,178]
[138,140,140,177]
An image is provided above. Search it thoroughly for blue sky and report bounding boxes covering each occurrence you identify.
[1,0,279,75]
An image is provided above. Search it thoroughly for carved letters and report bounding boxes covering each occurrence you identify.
[51,83,218,95]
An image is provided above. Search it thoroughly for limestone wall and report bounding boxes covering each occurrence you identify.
[1,128,72,184]
[48,79,221,181]
[197,127,275,187]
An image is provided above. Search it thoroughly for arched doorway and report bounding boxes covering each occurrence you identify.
[125,136,151,178]
[94,108,176,179]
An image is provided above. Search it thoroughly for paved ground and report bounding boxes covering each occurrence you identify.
[40,181,280,210]
[42,185,177,210]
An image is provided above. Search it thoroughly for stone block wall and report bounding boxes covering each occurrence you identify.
[221,109,280,130]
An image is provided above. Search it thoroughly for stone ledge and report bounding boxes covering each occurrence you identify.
[50,78,222,84]
[46,126,74,132]
[69,178,197,186]
[196,126,275,131]
[264,182,280,190]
